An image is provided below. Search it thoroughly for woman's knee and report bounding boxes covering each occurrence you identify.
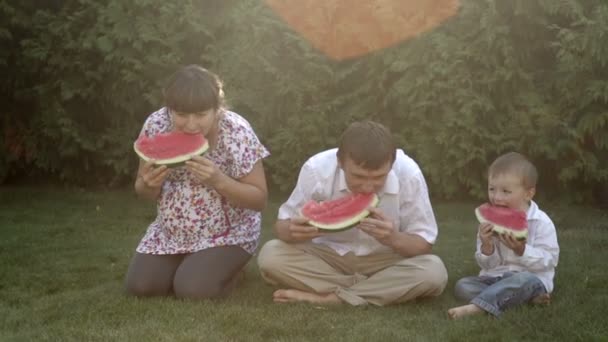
[124,252,180,297]
[173,279,225,300]
[125,276,171,297]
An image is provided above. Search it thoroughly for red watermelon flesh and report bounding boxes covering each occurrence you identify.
[134,131,209,166]
[475,203,528,240]
[301,193,379,231]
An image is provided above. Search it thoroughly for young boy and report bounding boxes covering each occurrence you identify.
[448,152,559,319]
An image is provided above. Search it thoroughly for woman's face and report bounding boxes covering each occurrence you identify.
[170,108,220,137]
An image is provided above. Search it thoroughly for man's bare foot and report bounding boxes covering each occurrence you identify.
[273,289,342,305]
[531,293,551,305]
[447,304,484,319]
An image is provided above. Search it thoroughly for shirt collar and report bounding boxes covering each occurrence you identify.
[526,200,541,220]
[337,168,399,195]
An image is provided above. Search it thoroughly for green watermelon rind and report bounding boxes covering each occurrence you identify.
[475,207,528,241]
[307,195,380,232]
[133,140,209,168]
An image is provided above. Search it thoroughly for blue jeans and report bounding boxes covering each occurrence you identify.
[454,272,547,317]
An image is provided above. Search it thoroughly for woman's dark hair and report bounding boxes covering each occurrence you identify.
[163,65,224,113]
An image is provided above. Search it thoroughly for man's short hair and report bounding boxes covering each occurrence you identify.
[337,121,396,169]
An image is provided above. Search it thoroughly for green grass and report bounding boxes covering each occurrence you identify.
[1,186,607,341]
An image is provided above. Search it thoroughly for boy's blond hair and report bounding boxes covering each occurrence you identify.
[488,152,538,189]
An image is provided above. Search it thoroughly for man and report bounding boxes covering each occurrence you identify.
[257,121,447,306]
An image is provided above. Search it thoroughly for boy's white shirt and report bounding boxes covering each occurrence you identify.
[277,148,439,256]
[475,200,560,293]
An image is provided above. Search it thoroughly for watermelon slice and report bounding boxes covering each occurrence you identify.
[475,203,528,240]
[301,193,379,232]
[133,131,209,167]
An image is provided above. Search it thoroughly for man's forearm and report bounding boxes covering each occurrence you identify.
[388,232,432,257]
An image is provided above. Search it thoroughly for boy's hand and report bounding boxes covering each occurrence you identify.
[498,233,526,256]
[478,223,494,245]
[478,223,494,255]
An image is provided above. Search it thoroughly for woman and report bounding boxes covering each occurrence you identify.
[125,65,269,299]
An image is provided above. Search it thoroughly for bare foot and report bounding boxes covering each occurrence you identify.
[531,293,551,305]
[448,304,484,319]
[273,289,342,305]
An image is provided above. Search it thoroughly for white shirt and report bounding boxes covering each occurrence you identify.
[476,200,560,293]
[278,148,439,256]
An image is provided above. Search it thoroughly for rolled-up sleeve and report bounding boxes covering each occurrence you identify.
[278,162,318,220]
[514,220,559,272]
[475,238,502,270]
[398,170,439,244]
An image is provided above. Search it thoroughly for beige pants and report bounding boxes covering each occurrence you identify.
[257,239,448,306]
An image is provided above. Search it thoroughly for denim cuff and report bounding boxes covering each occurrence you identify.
[471,298,502,317]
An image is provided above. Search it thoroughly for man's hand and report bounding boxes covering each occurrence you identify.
[358,207,396,246]
[359,207,431,257]
[276,217,325,243]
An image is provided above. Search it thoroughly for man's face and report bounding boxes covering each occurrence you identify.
[340,156,392,194]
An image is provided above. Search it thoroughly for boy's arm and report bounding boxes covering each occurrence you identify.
[475,235,501,270]
[513,220,559,271]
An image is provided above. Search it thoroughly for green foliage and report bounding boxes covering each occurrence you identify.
[0,0,606,204]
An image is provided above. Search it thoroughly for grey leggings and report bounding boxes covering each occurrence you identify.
[125,245,251,299]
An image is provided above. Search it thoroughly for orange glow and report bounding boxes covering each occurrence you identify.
[266,0,460,60]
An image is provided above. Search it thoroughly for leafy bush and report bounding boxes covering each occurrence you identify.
[1,0,606,205]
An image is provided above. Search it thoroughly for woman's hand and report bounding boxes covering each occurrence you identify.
[140,161,169,188]
[135,160,169,200]
[185,155,224,187]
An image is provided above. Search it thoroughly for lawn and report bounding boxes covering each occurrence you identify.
[1,186,607,341]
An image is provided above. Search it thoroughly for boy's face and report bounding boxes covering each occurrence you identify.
[340,156,392,194]
[488,173,535,212]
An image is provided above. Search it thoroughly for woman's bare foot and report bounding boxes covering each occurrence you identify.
[531,293,551,305]
[448,304,484,319]
[273,289,342,305]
